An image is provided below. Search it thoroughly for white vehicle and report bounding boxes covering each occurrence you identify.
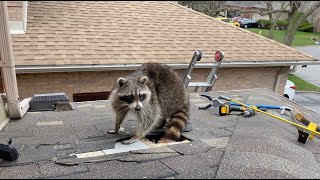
[284,80,296,100]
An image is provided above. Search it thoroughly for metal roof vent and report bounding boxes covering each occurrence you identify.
[29,93,70,111]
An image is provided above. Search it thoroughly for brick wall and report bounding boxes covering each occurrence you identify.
[7,1,23,21]
[17,71,134,101]
[16,66,289,101]
[180,66,289,94]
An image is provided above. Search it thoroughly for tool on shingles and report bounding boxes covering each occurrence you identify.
[198,94,256,117]
[218,95,320,144]
[198,94,223,110]
[183,50,224,92]
[0,137,19,161]
[294,112,320,143]
[219,103,256,117]
[229,102,292,115]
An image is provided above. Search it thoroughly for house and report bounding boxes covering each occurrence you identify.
[223,1,288,21]
[310,7,320,32]
[225,1,320,33]
[4,1,320,102]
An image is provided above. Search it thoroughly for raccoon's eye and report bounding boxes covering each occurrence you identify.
[139,94,146,101]
[119,95,134,103]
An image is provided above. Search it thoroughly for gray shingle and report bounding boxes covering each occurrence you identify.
[0,164,41,179]
[84,160,177,179]
[160,149,223,179]
[38,162,89,178]
[216,151,320,179]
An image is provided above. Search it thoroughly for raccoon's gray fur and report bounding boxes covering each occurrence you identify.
[108,63,190,144]
[54,101,76,111]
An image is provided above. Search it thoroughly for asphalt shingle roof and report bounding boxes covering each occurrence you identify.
[11,1,317,66]
[0,88,320,178]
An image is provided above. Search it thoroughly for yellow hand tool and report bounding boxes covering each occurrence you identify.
[219,103,256,117]
[294,112,320,143]
[218,95,320,144]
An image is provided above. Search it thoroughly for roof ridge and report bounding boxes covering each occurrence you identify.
[165,2,241,32]
[167,1,318,61]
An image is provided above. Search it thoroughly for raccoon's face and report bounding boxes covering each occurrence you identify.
[115,76,151,111]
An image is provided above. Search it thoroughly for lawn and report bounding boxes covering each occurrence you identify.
[288,74,320,92]
[247,28,320,47]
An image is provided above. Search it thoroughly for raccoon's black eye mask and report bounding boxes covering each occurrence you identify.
[119,95,134,103]
[139,94,146,101]
[119,94,147,103]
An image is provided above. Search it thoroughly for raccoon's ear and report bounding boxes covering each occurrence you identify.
[117,77,128,87]
[138,76,148,85]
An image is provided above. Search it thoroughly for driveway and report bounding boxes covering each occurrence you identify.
[291,46,320,114]
[294,45,320,87]
[293,92,320,114]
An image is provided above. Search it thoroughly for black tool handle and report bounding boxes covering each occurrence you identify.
[198,104,212,110]
[229,105,244,112]
[200,94,213,101]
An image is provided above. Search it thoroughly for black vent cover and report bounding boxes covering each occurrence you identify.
[29,93,69,111]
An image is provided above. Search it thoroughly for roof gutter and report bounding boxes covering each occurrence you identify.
[15,60,320,74]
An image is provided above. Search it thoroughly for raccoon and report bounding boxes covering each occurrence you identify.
[54,101,76,111]
[108,63,190,144]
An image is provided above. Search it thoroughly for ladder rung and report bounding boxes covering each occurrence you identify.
[188,82,212,87]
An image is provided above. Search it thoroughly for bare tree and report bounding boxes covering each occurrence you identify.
[178,1,320,46]
[200,1,227,17]
[283,1,320,46]
[233,1,320,46]
[177,1,227,17]
[264,1,289,39]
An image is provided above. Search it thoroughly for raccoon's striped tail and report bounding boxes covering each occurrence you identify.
[164,109,189,141]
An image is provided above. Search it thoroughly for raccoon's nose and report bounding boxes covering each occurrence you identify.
[135,105,141,111]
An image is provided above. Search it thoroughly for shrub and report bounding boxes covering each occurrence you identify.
[257,19,314,32]
[276,20,288,30]
[257,19,271,29]
[298,25,314,32]
[298,20,314,32]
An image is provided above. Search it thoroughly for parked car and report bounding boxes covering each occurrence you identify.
[215,17,240,27]
[284,80,296,100]
[232,17,242,23]
[238,18,259,28]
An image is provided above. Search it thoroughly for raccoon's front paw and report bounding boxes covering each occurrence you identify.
[121,136,139,144]
[107,127,125,134]
[107,130,118,134]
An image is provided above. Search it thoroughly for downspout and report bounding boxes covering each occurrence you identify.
[288,65,297,73]
[22,1,28,32]
[273,66,293,93]
[0,1,29,119]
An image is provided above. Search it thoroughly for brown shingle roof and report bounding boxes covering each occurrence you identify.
[11,1,317,66]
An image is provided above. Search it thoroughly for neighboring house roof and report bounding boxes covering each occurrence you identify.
[226,1,265,8]
[225,1,287,12]
[11,1,318,69]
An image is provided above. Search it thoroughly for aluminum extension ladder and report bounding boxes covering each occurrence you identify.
[183,50,224,92]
